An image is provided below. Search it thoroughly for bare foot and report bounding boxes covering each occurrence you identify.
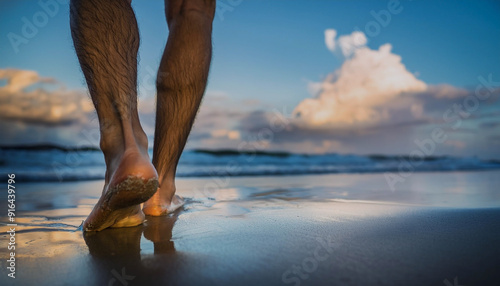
[143,181,184,216]
[84,148,159,232]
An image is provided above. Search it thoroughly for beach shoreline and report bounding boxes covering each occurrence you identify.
[1,171,500,285]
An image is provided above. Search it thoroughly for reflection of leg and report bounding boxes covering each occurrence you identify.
[70,0,158,231]
[143,215,180,254]
[143,0,216,216]
[84,227,143,285]
[84,226,143,260]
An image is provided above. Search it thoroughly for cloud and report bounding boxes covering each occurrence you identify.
[2,30,498,159]
[324,29,368,58]
[293,30,426,128]
[324,29,337,53]
[0,69,94,126]
[0,69,55,93]
[337,31,368,58]
[220,29,500,158]
[211,129,241,140]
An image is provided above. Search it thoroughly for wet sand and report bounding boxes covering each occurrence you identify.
[1,171,500,285]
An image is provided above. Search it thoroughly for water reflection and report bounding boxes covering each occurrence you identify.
[84,213,179,257]
[81,213,180,285]
[143,215,177,254]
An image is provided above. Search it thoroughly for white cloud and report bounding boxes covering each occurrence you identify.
[337,31,368,58]
[293,30,427,127]
[324,29,368,58]
[324,29,337,53]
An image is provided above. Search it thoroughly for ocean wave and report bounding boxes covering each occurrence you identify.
[1,146,499,182]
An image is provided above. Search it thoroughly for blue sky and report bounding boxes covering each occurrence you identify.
[2,1,499,104]
[1,0,500,158]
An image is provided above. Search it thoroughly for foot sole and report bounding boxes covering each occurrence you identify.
[84,176,159,232]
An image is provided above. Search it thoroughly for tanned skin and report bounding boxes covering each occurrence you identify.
[70,0,215,231]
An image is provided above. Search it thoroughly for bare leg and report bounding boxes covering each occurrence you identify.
[70,0,159,231]
[143,0,215,215]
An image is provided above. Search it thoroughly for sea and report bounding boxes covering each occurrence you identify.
[1,145,499,182]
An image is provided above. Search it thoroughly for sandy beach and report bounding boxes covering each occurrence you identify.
[1,171,500,285]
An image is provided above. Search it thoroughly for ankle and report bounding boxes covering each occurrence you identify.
[132,128,149,153]
[159,178,175,192]
[157,170,175,185]
[99,122,149,160]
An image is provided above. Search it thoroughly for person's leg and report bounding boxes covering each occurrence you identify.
[70,0,158,231]
[143,0,216,215]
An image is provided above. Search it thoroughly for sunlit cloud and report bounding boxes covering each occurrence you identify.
[0,68,93,125]
[216,29,500,158]
[1,27,498,159]
[293,30,427,128]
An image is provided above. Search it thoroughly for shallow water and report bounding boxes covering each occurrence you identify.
[1,171,499,285]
